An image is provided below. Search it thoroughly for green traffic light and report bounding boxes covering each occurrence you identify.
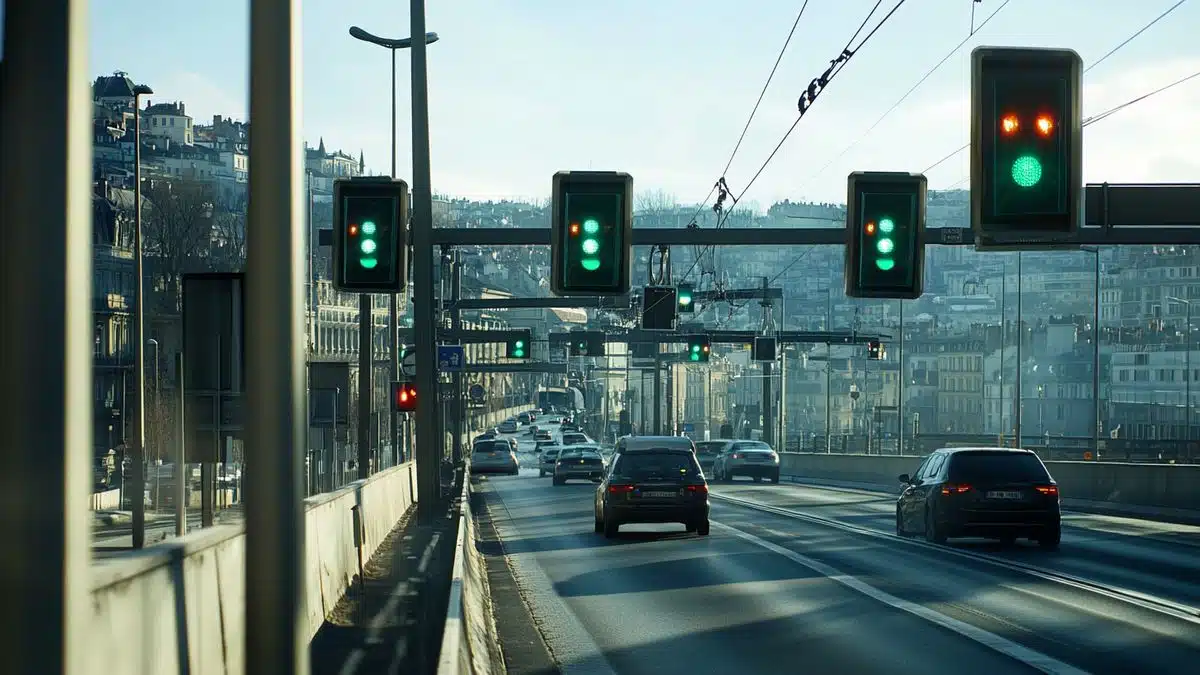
[360,258,378,269]
[876,238,894,254]
[361,221,377,235]
[581,258,601,271]
[878,218,895,234]
[1011,155,1043,188]
[582,238,600,255]
[582,219,600,234]
[360,239,377,254]
[679,294,692,306]
[875,259,895,271]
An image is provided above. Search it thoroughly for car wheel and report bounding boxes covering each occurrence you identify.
[1038,525,1061,550]
[594,513,603,534]
[603,516,619,539]
[552,476,564,486]
[538,470,545,477]
[696,519,711,536]
[924,507,947,544]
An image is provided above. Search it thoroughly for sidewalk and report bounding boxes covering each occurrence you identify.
[309,495,462,675]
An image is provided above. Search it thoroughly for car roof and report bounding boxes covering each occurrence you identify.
[617,435,694,450]
[936,446,1035,455]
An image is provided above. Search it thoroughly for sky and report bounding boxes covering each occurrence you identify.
[78,0,1200,208]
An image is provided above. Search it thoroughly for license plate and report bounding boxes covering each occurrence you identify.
[987,490,1022,499]
[488,452,498,457]
[642,490,676,498]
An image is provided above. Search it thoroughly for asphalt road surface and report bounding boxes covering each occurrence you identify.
[475,455,1200,675]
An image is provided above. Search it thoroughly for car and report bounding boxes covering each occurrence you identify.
[594,446,710,538]
[692,440,724,474]
[534,429,552,442]
[895,447,1062,549]
[710,440,780,483]
[497,420,518,434]
[470,440,519,476]
[516,413,532,425]
[553,446,606,485]
[537,442,562,476]
[611,435,696,458]
[560,432,590,446]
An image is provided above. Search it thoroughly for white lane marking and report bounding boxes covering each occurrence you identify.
[713,491,1200,624]
[713,521,1093,675]
[487,484,619,675]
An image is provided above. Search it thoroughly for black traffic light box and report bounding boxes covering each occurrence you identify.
[970,46,1083,246]
[569,330,605,357]
[641,286,678,330]
[506,330,532,359]
[392,381,417,412]
[677,283,695,313]
[686,335,711,363]
[752,336,777,362]
[867,339,884,360]
[845,171,926,300]
[550,171,634,296]
[333,177,409,293]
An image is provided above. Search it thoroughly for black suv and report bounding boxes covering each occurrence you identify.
[594,447,710,538]
[895,447,1062,549]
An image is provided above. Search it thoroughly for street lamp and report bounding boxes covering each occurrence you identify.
[131,82,153,548]
[348,25,439,467]
[148,338,160,507]
[1167,296,1191,439]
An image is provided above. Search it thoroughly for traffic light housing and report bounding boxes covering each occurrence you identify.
[392,381,417,412]
[550,171,634,296]
[677,283,695,313]
[867,340,884,360]
[506,330,532,359]
[845,171,927,299]
[569,330,605,357]
[971,46,1083,246]
[641,286,678,330]
[686,335,711,363]
[333,177,409,293]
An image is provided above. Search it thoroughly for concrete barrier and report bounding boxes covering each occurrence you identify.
[90,488,120,510]
[779,452,1200,517]
[90,402,531,675]
[436,483,503,675]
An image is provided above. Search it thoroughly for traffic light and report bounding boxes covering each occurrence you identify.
[550,171,634,296]
[333,178,409,293]
[971,47,1083,245]
[867,340,884,360]
[506,330,532,359]
[641,286,678,331]
[677,283,695,313]
[686,335,711,363]
[845,171,926,300]
[569,330,605,356]
[392,381,417,412]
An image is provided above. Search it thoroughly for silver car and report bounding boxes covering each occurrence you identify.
[711,440,780,483]
[553,445,606,485]
[470,440,519,475]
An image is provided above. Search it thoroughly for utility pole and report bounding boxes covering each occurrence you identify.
[449,248,464,465]
[761,277,774,448]
[357,293,372,480]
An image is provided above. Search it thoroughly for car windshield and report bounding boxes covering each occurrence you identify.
[948,451,1051,483]
[615,451,701,480]
[562,433,587,444]
[694,442,723,456]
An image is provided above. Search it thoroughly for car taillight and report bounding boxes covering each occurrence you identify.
[685,484,708,494]
[941,483,971,495]
[731,453,741,459]
[1035,485,1058,496]
[608,484,634,494]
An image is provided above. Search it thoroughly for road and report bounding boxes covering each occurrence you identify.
[92,508,243,559]
[478,435,1200,675]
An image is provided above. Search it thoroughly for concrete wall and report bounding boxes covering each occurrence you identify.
[91,403,530,675]
[437,482,503,675]
[780,453,1200,513]
[91,488,120,510]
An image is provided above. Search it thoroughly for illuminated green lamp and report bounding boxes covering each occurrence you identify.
[1011,155,1043,188]
[580,218,602,271]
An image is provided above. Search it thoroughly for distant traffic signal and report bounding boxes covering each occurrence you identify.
[392,381,417,412]
[550,171,633,296]
[568,330,605,357]
[867,340,884,360]
[506,330,532,359]
[677,283,695,313]
[686,335,711,363]
[333,177,409,293]
[845,171,926,300]
[641,286,678,331]
[971,46,1083,245]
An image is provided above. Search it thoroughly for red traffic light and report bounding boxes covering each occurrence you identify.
[1035,114,1055,137]
[392,382,417,412]
[1000,114,1019,135]
[865,221,876,235]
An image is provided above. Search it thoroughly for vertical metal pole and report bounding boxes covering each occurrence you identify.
[410,0,440,524]
[778,301,787,449]
[1015,253,1023,446]
[665,361,674,434]
[653,355,662,434]
[825,346,832,453]
[1092,251,1100,452]
[357,294,372,479]
[898,300,905,456]
[307,171,316,353]
[762,360,773,447]
[131,89,148,549]
[245,0,307,672]
[331,388,340,490]
[389,47,401,470]
[450,252,463,464]
[0,2,93,671]
[1188,302,1192,440]
[175,353,187,536]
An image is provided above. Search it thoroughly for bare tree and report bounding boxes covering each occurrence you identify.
[209,197,248,272]
[141,179,217,308]
[635,189,678,215]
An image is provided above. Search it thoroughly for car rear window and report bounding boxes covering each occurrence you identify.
[948,451,1050,483]
[732,442,771,452]
[615,451,701,479]
[560,449,601,460]
[473,441,508,454]
[694,442,723,456]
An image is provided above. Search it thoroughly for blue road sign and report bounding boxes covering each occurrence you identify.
[682,423,695,433]
[437,345,465,372]
[469,384,485,403]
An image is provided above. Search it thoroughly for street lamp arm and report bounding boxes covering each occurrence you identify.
[348,26,439,49]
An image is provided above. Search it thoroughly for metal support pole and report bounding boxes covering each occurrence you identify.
[665,362,674,434]
[1015,253,1023,446]
[244,0,308,672]
[762,360,773,447]
[653,355,663,435]
[0,2,93,670]
[131,87,148,549]
[175,353,187,536]
[388,46,401,470]
[450,251,464,464]
[410,0,440,524]
[898,300,905,456]
[1188,302,1192,440]
[357,294,372,479]
[1091,250,1100,452]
